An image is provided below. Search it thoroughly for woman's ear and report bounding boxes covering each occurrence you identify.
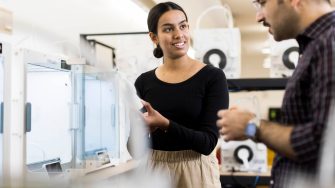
[149,32,158,45]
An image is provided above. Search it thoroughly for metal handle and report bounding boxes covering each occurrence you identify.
[25,102,31,132]
[0,102,3,134]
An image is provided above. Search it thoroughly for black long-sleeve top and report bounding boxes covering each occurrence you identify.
[135,65,229,155]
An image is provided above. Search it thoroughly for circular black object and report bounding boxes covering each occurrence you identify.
[233,145,253,164]
[203,49,227,69]
[153,46,163,58]
[282,46,299,70]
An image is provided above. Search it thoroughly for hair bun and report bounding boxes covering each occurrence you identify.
[153,45,163,58]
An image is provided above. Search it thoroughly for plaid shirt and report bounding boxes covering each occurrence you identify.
[271,11,335,188]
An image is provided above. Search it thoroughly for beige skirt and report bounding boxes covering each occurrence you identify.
[148,150,221,188]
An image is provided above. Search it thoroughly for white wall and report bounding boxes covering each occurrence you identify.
[3,0,148,58]
[230,90,285,120]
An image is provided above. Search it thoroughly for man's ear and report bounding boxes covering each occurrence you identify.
[149,32,158,45]
[290,0,301,9]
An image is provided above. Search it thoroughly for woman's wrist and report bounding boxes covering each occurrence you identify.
[159,118,170,132]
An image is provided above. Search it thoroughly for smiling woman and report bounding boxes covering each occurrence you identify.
[134,2,229,188]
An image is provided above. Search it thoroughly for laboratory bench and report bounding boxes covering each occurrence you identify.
[220,169,271,188]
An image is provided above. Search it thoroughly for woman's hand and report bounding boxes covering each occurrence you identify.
[141,100,170,132]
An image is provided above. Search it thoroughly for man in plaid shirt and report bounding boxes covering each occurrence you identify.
[216,0,335,187]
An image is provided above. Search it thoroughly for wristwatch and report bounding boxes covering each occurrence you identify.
[245,117,260,142]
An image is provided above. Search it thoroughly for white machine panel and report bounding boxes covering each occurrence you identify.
[221,139,267,173]
[193,28,241,78]
[270,39,299,78]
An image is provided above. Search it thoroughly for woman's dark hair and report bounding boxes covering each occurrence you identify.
[147,2,188,58]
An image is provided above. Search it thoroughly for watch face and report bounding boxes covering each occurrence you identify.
[245,123,257,138]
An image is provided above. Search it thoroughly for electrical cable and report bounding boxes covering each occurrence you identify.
[253,176,260,188]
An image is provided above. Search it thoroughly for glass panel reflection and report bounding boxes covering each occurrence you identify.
[83,73,120,163]
[0,54,4,176]
[26,63,72,167]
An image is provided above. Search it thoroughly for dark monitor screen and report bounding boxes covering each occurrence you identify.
[45,161,63,178]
